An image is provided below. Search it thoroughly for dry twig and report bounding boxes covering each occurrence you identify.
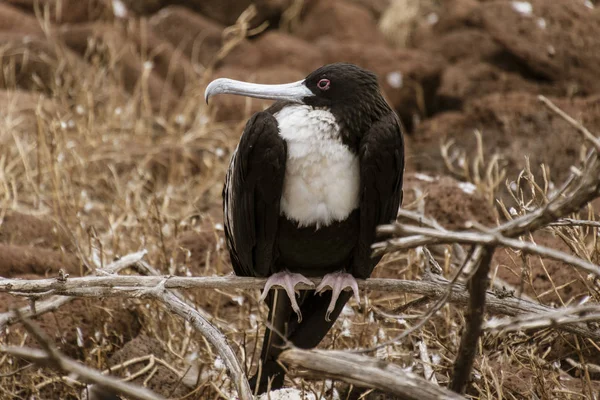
[485,304,600,333]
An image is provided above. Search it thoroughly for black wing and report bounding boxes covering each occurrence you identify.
[223,111,286,277]
[352,112,404,279]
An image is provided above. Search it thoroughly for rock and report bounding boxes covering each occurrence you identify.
[402,173,496,230]
[149,6,224,68]
[6,0,111,24]
[108,335,188,397]
[317,38,446,131]
[480,0,600,95]
[295,0,386,44]
[220,31,324,74]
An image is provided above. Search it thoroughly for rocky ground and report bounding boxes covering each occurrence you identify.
[1,0,600,398]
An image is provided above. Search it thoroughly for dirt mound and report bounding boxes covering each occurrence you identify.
[1,297,140,359]
[0,244,80,277]
[480,0,600,95]
[149,6,224,67]
[295,0,386,44]
[436,60,561,112]
[222,31,324,74]
[402,173,497,230]
[174,227,220,276]
[411,93,600,204]
[0,211,73,250]
[107,335,189,397]
[494,230,589,306]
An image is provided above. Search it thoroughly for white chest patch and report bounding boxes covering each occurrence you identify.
[275,105,360,228]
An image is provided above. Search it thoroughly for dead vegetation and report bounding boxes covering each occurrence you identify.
[1,1,600,399]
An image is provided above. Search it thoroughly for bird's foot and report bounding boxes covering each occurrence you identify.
[316,271,360,321]
[259,271,314,322]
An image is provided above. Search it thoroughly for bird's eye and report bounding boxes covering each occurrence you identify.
[317,79,331,91]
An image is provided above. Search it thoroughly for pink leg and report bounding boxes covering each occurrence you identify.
[259,271,314,322]
[315,271,361,321]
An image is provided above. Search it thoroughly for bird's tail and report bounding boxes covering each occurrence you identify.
[250,289,351,394]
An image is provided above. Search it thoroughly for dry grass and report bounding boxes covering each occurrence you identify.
[0,11,599,400]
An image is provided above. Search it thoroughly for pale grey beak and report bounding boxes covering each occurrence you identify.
[204,78,314,104]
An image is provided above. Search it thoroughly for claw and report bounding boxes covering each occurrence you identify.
[259,271,314,322]
[316,272,360,321]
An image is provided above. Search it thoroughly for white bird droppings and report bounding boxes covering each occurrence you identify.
[112,0,128,17]
[458,181,477,195]
[536,17,547,29]
[426,12,439,25]
[386,71,403,89]
[511,1,533,16]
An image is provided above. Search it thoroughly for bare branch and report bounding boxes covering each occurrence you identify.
[279,348,463,400]
[2,273,599,341]
[144,284,253,400]
[450,246,494,394]
[375,224,600,278]
[548,218,600,228]
[485,304,600,333]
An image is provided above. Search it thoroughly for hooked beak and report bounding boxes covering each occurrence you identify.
[204,78,314,104]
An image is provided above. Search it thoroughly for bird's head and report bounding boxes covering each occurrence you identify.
[205,63,387,113]
[205,63,392,145]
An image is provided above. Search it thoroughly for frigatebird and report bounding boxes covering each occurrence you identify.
[205,63,404,393]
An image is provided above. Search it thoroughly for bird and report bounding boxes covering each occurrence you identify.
[205,63,404,394]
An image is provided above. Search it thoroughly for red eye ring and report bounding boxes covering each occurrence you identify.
[317,78,330,90]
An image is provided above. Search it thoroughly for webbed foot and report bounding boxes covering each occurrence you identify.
[316,271,360,321]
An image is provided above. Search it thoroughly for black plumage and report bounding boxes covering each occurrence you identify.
[205,63,404,393]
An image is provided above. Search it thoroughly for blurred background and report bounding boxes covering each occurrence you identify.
[1,0,600,398]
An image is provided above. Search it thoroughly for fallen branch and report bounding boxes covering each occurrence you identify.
[279,348,463,400]
[1,312,165,400]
